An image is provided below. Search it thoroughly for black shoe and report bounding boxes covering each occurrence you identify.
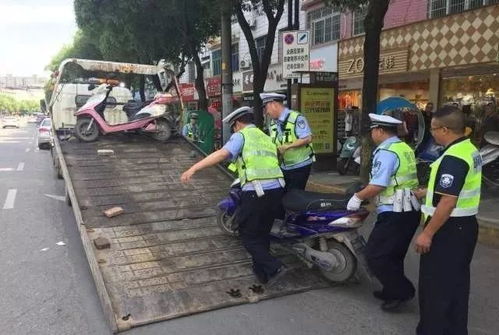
[373,290,388,301]
[252,266,268,284]
[380,298,411,312]
[266,265,289,288]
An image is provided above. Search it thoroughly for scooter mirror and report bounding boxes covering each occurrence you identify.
[88,84,96,91]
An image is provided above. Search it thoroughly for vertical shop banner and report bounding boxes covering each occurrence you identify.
[300,87,335,154]
[206,77,222,97]
[282,30,310,79]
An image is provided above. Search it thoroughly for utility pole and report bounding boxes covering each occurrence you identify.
[221,0,233,144]
[286,0,293,108]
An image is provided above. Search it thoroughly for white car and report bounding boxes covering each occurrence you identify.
[2,116,20,128]
[37,118,53,149]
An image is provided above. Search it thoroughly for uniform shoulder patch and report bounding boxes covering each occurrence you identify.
[439,173,454,188]
[297,118,306,129]
[372,160,382,175]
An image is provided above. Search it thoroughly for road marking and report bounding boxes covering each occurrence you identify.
[16,162,25,171]
[0,168,14,172]
[44,194,65,202]
[3,189,17,209]
[25,148,31,152]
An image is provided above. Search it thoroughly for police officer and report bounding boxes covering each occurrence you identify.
[182,112,200,141]
[347,113,420,311]
[414,106,481,335]
[181,107,287,285]
[261,93,314,190]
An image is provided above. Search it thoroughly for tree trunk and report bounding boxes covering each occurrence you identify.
[193,52,208,111]
[139,75,146,102]
[234,0,284,128]
[359,0,391,184]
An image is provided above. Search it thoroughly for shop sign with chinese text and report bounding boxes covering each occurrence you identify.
[206,77,221,97]
[300,87,335,154]
[282,30,310,79]
[339,48,409,79]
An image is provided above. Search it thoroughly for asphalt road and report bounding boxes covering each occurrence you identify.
[1,123,498,335]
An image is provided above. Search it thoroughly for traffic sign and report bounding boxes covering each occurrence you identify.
[281,30,310,79]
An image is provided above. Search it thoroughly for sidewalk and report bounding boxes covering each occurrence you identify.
[307,171,499,247]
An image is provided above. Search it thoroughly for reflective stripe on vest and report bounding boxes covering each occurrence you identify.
[270,111,314,167]
[374,140,419,205]
[423,139,482,219]
[237,126,284,186]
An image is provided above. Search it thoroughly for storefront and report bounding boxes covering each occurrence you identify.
[338,5,499,111]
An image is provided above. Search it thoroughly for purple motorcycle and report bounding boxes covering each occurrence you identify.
[217,181,370,283]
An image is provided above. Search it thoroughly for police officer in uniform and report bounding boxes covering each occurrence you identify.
[261,93,315,190]
[181,107,287,285]
[182,112,200,141]
[347,114,420,311]
[414,106,482,335]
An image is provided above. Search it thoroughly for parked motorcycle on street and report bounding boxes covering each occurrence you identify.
[74,72,182,143]
[217,181,370,283]
[337,136,361,175]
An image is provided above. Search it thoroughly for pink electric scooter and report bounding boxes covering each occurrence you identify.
[73,79,179,142]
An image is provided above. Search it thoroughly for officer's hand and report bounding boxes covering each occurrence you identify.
[412,187,427,199]
[278,145,290,155]
[347,194,362,211]
[414,231,432,254]
[181,168,195,183]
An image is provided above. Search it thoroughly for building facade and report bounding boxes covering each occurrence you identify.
[338,1,498,111]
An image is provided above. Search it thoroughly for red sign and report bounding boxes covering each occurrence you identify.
[179,83,196,102]
[206,77,221,97]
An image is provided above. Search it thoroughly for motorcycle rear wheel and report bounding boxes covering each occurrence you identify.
[216,209,239,237]
[75,117,99,142]
[319,240,357,283]
[151,119,172,142]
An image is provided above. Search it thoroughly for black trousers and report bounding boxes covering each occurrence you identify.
[366,211,421,300]
[238,188,285,279]
[283,164,312,190]
[416,217,478,335]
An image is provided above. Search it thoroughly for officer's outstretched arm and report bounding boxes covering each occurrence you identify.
[181,149,231,182]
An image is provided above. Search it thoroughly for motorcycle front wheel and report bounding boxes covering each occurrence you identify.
[337,158,349,175]
[319,240,357,283]
[75,117,99,142]
[216,209,239,237]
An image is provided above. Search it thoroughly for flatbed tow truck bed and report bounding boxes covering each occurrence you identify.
[54,134,329,333]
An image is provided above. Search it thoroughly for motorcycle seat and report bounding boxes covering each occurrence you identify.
[484,131,499,146]
[282,189,348,212]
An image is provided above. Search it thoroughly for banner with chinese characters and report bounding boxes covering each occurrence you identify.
[282,30,310,79]
[300,87,335,154]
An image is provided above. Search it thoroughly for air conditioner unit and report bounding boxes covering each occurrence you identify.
[240,60,252,69]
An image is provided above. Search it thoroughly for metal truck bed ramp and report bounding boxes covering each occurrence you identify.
[56,135,330,332]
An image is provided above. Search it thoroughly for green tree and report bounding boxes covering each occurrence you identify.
[45,30,103,72]
[327,0,391,183]
[234,0,286,127]
[73,0,220,109]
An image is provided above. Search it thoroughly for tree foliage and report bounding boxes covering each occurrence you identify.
[45,30,103,72]
[70,0,220,109]
[0,94,39,114]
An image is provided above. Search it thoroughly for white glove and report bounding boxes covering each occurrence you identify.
[347,194,362,211]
